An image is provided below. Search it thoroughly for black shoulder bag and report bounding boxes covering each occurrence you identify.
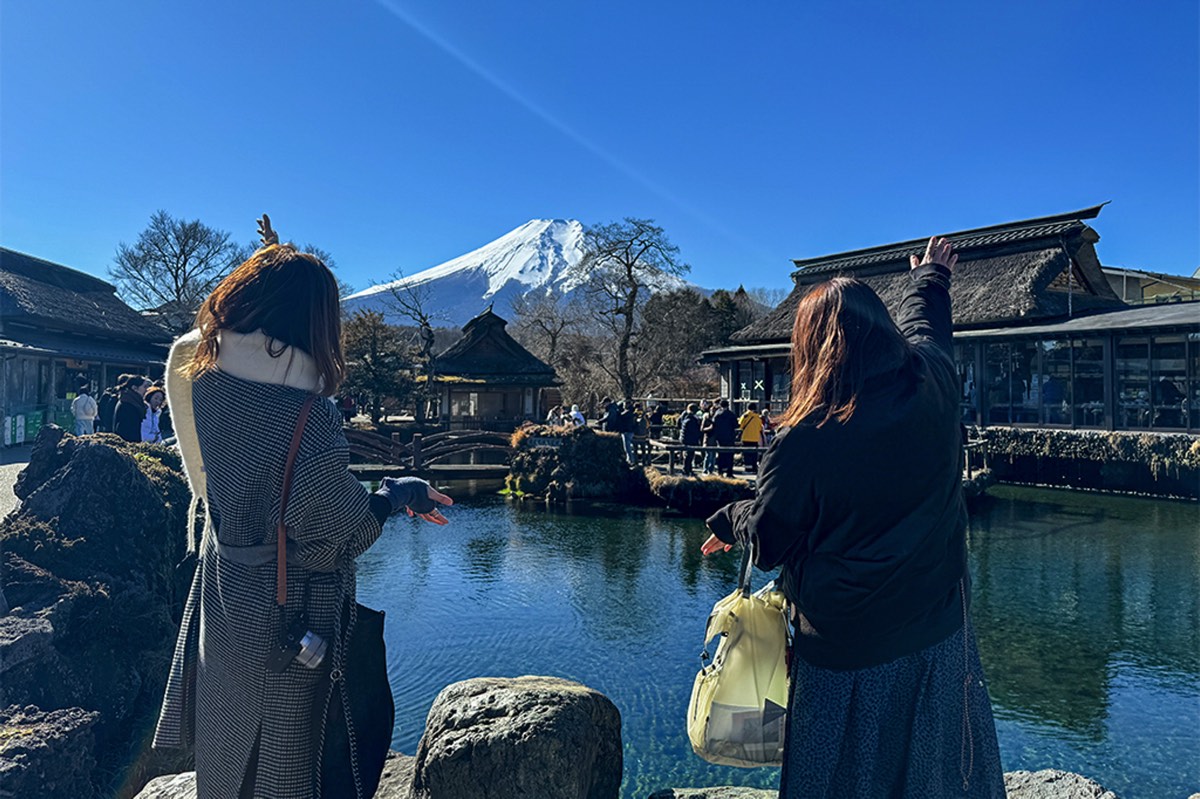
[275,396,395,799]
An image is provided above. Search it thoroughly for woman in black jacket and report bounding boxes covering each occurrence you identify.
[702,237,1004,798]
[112,376,150,442]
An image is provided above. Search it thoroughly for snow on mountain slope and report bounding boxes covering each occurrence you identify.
[343,219,696,328]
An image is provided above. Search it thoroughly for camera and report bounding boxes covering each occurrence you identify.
[266,616,328,673]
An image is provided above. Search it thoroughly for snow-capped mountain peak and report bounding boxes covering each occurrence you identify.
[344,218,695,328]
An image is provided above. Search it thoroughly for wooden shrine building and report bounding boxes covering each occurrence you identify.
[430,307,559,431]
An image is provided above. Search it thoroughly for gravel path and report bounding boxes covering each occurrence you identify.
[0,462,28,518]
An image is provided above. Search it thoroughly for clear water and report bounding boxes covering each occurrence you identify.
[355,485,1200,799]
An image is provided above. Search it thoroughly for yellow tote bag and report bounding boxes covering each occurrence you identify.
[687,545,790,767]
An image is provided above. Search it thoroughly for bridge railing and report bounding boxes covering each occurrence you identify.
[347,427,514,470]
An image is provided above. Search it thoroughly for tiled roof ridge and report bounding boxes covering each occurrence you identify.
[791,204,1106,276]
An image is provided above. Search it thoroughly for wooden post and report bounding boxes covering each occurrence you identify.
[412,433,423,470]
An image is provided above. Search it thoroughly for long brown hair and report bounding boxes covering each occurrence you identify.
[188,244,344,396]
[778,277,909,429]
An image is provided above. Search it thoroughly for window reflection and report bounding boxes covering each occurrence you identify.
[985,343,1012,424]
[1190,334,1200,432]
[1116,337,1151,429]
[1072,339,1105,428]
[1040,340,1071,425]
[1150,336,1187,429]
[955,343,978,423]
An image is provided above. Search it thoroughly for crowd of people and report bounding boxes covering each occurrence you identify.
[541,395,775,474]
[70,372,173,444]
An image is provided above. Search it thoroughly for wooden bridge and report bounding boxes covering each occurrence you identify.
[344,428,513,481]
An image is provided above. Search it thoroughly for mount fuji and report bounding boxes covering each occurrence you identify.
[343,219,697,328]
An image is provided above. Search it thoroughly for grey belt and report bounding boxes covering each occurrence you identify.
[215,539,302,566]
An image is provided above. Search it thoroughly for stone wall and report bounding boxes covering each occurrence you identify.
[979,428,1200,499]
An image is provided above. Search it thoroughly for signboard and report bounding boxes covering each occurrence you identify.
[14,415,25,444]
[25,410,44,441]
[2,418,10,447]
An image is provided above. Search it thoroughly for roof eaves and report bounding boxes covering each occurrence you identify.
[790,205,1106,277]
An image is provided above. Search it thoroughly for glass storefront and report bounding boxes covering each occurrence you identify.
[1116,337,1152,429]
[1072,339,1106,428]
[1150,336,1187,429]
[1189,333,1200,431]
[1040,340,1072,425]
[956,331,1194,432]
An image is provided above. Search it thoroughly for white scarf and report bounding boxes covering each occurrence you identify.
[166,329,323,553]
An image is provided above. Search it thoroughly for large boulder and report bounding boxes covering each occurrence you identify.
[0,704,100,798]
[1003,770,1120,799]
[411,676,622,799]
[0,427,194,798]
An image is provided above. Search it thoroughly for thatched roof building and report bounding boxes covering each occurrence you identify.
[430,307,559,429]
[0,247,168,439]
[732,205,1123,346]
[705,207,1200,434]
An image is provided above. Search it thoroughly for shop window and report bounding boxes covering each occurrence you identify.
[1115,336,1151,429]
[769,363,790,411]
[1072,339,1105,427]
[1189,334,1200,432]
[751,361,766,402]
[1039,340,1072,425]
[1010,340,1040,424]
[984,343,1013,424]
[1150,335,1187,429]
[955,343,978,424]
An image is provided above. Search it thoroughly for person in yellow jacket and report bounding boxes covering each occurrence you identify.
[738,402,765,472]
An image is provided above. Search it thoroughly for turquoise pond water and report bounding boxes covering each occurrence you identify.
[354,485,1200,799]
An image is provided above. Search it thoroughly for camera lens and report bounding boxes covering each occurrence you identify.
[295,630,328,669]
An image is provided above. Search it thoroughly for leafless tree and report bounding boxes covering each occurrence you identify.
[508,290,585,366]
[111,210,250,335]
[745,286,789,316]
[378,273,446,421]
[574,218,689,401]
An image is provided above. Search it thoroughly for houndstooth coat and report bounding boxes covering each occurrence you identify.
[153,343,383,798]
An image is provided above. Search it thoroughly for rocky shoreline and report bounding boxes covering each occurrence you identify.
[1,428,1182,798]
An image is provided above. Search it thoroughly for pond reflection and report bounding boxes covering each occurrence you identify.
[358,487,1199,799]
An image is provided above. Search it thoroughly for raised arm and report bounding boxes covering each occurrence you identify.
[896,236,957,357]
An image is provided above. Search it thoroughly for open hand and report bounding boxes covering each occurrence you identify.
[406,485,453,525]
[910,236,957,272]
[700,533,732,556]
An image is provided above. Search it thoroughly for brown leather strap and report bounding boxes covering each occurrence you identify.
[277,395,317,606]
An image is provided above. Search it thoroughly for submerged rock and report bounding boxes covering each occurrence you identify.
[412,676,623,799]
[1003,769,1120,798]
[647,790,776,799]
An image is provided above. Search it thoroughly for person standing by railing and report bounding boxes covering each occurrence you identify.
[737,402,764,472]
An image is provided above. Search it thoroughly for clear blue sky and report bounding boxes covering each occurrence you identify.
[2,1,1197,295]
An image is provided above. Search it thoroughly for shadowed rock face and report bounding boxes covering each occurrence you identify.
[0,704,100,799]
[0,426,193,799]
[412,676,624,799]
